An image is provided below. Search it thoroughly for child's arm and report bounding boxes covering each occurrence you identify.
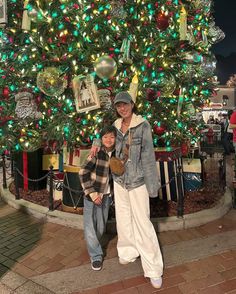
[79,156,97,197]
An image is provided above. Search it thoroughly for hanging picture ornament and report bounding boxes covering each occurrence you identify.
[72,74,100,113]
[156,11,170,31]
[94,55,117,79]
[0,0,7,28]
[19,130,42,152]
[153,72,176,97]
[37,67,68,96]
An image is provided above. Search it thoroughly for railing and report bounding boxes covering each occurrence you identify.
[1,153,185,217]
[1,154,84,212]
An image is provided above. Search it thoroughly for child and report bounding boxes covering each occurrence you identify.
[79,125,116,271]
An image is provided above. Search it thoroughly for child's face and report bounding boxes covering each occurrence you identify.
[102,132,116,150]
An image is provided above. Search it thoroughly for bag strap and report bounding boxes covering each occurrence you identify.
[122,131,132,163]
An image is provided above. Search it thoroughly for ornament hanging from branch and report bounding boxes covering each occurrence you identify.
[152,72,176,97]
[177,88,184,118]
[15,90,42,121]
[186,27,196,45]
[72,74,100,113]
[22,0,31,30]
[119,36,133,65]
[94,55,117,79]
[208,22,225,44]
[0,0,7,28]
[179,6,187,40]
[128,74,138,102]
[156,11,170,31]
[110,0,127,20]
[97,88,112,110]
[36,67,68,96]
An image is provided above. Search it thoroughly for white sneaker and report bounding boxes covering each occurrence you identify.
[119,258,137,265]
[150,277,162,289]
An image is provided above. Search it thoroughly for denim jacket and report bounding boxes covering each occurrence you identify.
[113,114,160,197]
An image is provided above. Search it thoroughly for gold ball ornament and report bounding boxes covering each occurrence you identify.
[94,56,117,79]
[36,67,68,96]
[153,72,176,97]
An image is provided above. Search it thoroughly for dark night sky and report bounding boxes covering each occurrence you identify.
[212,0,236,56]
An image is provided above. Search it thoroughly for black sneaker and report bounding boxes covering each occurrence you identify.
[91,260,102,271]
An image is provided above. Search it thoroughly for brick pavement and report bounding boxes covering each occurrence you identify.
[0,197,236,293]
[73,249,236,294]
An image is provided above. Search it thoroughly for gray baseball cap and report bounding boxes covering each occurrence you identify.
[113,91,132,104]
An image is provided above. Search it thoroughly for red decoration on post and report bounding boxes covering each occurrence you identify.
[23,151,29,190]
[156,12,169,31]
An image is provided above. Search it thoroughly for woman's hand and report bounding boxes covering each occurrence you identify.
[89,145,100,157]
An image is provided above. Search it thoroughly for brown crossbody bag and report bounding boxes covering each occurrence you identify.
[109,132,132,176]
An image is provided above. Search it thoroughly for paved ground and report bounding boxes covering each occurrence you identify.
[0,197,235,294]
[0,154,235,293]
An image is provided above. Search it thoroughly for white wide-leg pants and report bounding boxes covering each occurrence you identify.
[114,182,163,278]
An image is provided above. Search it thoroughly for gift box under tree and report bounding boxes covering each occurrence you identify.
[63,147,90,167]
[47,172,64,201]
[182,158,202,192]
[13,149,47,191]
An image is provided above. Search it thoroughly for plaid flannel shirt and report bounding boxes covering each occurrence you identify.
[79,147,114,200]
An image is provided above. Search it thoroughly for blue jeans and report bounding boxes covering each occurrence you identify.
[83,195,111,262]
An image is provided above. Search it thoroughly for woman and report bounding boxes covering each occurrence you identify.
[93,91,163,288]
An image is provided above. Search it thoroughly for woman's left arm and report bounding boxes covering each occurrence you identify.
[141,122,161,197]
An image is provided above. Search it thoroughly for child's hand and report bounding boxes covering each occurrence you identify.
[93,195,102,205]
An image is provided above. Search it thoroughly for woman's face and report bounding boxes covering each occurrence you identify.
[115,102,133,119]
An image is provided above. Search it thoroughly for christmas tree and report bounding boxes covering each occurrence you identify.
[0,0,225,153]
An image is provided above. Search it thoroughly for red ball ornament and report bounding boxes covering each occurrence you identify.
[173,87,181,96]
[156,12,169,31]
[153,125,166,136]
[2,86,9,99]
[146,88,156,102]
